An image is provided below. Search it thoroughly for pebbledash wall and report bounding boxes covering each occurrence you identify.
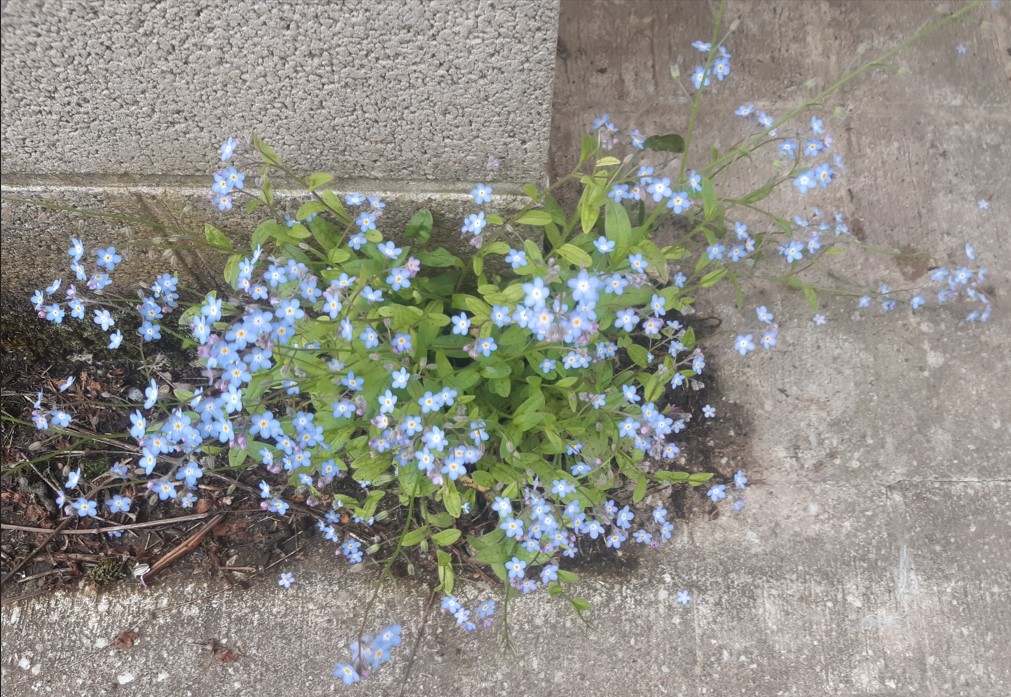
[0,0,560,300]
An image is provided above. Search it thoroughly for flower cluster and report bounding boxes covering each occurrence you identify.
[440,595,496,632]
[855,243,990,322]
[21,21,994,676]
[332,624,402,685]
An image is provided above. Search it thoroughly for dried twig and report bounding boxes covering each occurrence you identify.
[0,510,262,536]
[144,513,226,581]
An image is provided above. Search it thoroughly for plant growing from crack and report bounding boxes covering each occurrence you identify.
[5,0,993,682]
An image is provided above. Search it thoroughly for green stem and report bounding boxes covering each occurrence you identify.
[702,0,984,177]
[678,0,728,181]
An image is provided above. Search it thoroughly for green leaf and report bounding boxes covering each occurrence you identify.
[306,172,333,191]
[320,190,351,223]
[513,411,544,430]
[252,133,281,165]
[556,243,592,268]
[418,248,463,268]
[515,210,554,226]
[579,133,598,164]
[223,253,242,289]
[482,241,510,256]
[480,362,512,379]
[557,570,579,584]
[252,220,293,248]
[643,133,685,153]
[688,472,714,486]
[490,377,511,398]
[377,304,425,329]
[261,175,274,206]
[633,475,648,503]
[406,210,433,244]
[699,267,727,288]
[625,343,649,368]
[654,471,690,483]
[227,445,247,468]
[431,528,462,546]
[204,224,233,251]
[803,285,819,311]
[296,200,329,220]
[571,598,593,613]
[701,177,718,219]
[605,202,632,255]
[423,509,455,528]
[443,484,462,518]
[578,180,604,234]
[328,247,352,265]
[402,526,430,547]
[437,550,455,594]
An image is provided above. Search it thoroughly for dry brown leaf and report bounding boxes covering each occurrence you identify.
[211,640,244,663]
[112,630,139,650]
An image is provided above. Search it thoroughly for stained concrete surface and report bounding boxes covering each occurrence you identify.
[0,0,558,302]
[3,1,1011,696]
[0,0,558,182]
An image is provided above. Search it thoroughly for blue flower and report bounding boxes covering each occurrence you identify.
[92,309,115,331]
[734,470,748,489]
[65,467,81,489]
[355,211,377,232]
[451,313,471,336]
[143,379,159,409]
[49,410,71,428]
[793,170,816,194]
[219,137,240,161]
[756,305,774,323]
[707,484,727,502]
[667,190,691,214]
[506,556,527,579]
[676,590,692,605]
[499,249,527,271]
[500,518,524,539]
[760,328,778,350]
[475,337,497,357]
[628,253,648,272]
[691,65,711,90]
[95,247,122,271]
[702,404,716,418]
[814,163,834,188]
[71,498,98,517]
[278,572,295,588]
[266,498,289,515]
[605,530,627,549]
[522,277,549,309]
[471,183,493,204]
[461,211,487,236]
[713,56,731,80]
[154,479,178,501]
[333,663,360,685]
[734,334,755,356]
[782,240,805,263]
[106,495,132,514]
[647,177,671,202]
[593,236,615,254]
